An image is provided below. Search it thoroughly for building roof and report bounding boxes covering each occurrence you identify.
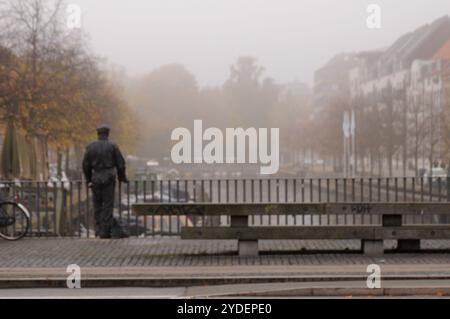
[377,15,450,75]
[355,49,385,63]
[406,16,450,60]
[433,39,450,60]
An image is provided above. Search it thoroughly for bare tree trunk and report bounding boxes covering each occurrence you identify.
[56,147,63,179]
[360,150,365,176]
[414,109,419,176]
[378,149,383,176]
[430,92,434,172]
[369,149,374,176]
[402,93,407,176]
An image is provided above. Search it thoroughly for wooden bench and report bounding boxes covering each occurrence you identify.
[132,202,450,256]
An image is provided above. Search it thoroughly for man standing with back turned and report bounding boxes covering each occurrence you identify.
[82,124,129,239]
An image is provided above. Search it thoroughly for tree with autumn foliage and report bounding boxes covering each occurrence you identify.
[0,0,137,180]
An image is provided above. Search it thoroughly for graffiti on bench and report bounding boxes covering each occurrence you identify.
[349,204,372,214]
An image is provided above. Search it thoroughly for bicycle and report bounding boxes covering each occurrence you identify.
[0,194,31,240]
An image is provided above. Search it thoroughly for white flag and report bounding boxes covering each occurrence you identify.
[350,110,355,136]
[343,112,350,138]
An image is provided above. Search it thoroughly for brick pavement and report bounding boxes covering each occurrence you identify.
[0,237,450,288]
[1,237,450,268]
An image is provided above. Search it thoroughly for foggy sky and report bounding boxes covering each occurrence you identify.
[73,0,450,87]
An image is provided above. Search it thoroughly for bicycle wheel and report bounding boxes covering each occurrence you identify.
[0,201,30,241]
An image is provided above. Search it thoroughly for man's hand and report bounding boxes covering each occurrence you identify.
[87,182,93,188]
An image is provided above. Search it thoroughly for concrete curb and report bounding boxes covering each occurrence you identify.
[2,275,450,289]
[226,286,450,297]
[186,279,450,297]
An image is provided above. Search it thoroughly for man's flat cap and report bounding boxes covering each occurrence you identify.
[96,124,110,134]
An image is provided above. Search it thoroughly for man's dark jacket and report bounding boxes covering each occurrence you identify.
[82,139,127,185]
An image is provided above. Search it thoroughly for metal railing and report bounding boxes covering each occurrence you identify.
[1,176,449,238]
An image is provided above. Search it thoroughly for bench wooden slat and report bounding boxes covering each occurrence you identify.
[132,202,450,216]
[181,225,450,240]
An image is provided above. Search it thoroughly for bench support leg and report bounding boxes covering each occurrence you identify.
[230,215,258,256]
[362,240,384,256]
[238,240,259,257]
[397,239,420,252]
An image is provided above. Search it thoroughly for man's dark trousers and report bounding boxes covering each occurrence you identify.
[92,181,115,237]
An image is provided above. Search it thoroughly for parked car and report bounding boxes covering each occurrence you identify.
[423,167,448,186]
[113,211,146,236]
[120,186,191,207]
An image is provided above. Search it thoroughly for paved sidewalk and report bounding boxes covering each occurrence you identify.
[2,237,450,268]
[1,238,450,288]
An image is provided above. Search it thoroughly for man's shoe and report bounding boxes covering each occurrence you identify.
[111,231,129,239]
[98,233,111,239]
[111,218,129,239]
[111,227,130,239]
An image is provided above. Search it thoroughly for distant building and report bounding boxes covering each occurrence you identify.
[312,15,450,175]
[347,16,450,175]
[313,53,359,117]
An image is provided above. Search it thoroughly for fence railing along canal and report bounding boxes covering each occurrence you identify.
[1,176,450,238]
